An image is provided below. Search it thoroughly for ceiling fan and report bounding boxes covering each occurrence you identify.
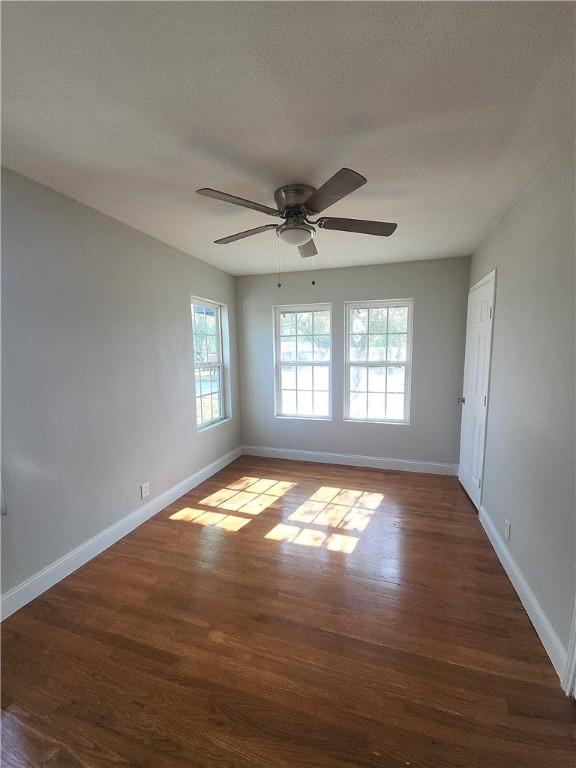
[196,168,397,258]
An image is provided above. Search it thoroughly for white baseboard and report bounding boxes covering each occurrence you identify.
[478,505,568,685]
[242,445,458,476]
[0,446,242,621]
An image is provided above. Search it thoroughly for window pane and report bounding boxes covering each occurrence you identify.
[281,365,296,389]
[387,365,405,393]
[367,367,386,392]
[386,393,405,420]
[350,335,368,362]
[368,335,387,361]
[314,366,330,391]
[206,335,217,362]
[280,311,296,336]
[313,335,331,361]
[350,392,367,419]
[281,390,297,414]
[350,366,367,392]
[367,393,386,419]
[194,334,208,363]
[351,308,368,334]
[193,306,206,334]
[297,312,313,335]
[388,306,408,332]
[206,367,220,395]
[200,395,212,423]
[313,391,329,417]
[314,310,331,334]
[280,336,297,361]
[387,333,407,361]
[369,307,387,334]
[195,369,211,396]
[205,310,216,336]
[297,365,313,390]
[276,305,332,419]
[345,302,410,423]
[192,302,225,426]
[297,390,313,415]
[297,335,313,361]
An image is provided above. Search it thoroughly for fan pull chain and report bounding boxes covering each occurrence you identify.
[276,234,282,288]
[311,252,316,286]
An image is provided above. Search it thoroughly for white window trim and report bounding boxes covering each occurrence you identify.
[344,298,413,425]
[191,297,227,430]
[273,303,333,421]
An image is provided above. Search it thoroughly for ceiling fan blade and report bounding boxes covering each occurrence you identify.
[214,224,278,244]
[317,217,397,237]
[304,168,367,214]
[197,188,281,217]
[298,240,318,259]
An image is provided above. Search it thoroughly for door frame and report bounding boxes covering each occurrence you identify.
[564,609,576,696]
[458,269,497,510]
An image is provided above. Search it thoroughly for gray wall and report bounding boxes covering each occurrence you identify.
[1,170,241,593]
[470,141,575,647]
[237,257,470,465]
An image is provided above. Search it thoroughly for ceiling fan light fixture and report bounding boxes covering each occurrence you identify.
[277,223,315,247]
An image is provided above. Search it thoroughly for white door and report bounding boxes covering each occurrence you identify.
[458,271,495,509]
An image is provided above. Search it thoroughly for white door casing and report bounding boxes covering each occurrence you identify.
[458,270,495,509]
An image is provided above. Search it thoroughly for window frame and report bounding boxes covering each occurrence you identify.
[273,302,333,421]
[344,298,413,425]
[191,297,227,430]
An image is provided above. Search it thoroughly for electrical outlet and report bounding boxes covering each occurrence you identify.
[504,518,511,543]
[140,482,150,500]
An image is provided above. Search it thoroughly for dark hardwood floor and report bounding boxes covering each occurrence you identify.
[2,457,575,767]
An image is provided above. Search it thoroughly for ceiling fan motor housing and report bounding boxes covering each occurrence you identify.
[273,183,316,213]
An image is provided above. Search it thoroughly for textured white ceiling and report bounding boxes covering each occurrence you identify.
[2,2,574,275]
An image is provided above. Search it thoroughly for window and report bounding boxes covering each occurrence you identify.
[345,299,412,423]
[275,304,331,419]
[191,299,225,428]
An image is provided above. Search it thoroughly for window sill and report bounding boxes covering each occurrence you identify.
[343,417,411,426]
[274,414,332,422]
[197,417,232,433]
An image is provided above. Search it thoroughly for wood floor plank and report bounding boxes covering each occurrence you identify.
[2,457,575,767]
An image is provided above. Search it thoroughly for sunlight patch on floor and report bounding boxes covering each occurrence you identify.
[289,487,382,532]
[325,533,358,554]
[169,507,251,531]
[172,481,378,555]
[263,486,382,554]
[200,477,295,515]
[265,523,359,553]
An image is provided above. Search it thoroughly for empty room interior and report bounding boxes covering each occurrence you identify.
[1,2,576,766]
